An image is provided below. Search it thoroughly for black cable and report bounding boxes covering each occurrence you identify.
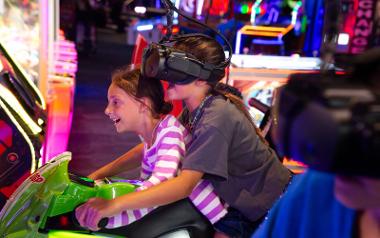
[159,0,232,69]
[160,0,174,43]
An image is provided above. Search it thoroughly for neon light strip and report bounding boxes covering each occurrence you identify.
[291,1,302,25]
[0,84,42,134]
[230,55,320,70]
[251,0,263,25]
[242,32,282,37]
[241,25,289,32]
[137,24,154,31]
[0,99,36,173]
[235,30,242,54]
[240,25,294,36]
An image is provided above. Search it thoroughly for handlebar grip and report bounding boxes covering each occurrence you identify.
[98,217,109,228]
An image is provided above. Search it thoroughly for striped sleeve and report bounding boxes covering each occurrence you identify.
[189,180,228,224]
[106,206,155,228]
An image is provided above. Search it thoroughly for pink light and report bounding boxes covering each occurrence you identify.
[43,81,75,161]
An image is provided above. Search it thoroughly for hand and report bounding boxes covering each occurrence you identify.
[75,197,114,231]
[87,172,100,180]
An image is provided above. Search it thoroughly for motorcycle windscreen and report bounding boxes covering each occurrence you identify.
[0,153,71,236]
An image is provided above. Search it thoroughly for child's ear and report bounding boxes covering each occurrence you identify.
[139,97,151,113]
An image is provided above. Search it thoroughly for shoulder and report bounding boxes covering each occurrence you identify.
[156,115,188,141]
[199,96,246,136]
[159,114,186,132]
[202,96,240,124]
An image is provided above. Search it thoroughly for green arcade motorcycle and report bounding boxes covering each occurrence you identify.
[0,152,213,238]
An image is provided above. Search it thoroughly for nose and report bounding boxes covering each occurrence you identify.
[104,104,111,116]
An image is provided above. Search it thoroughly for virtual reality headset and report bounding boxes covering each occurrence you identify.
[141,38,226,85]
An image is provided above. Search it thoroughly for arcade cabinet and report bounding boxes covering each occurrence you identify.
[235,0,305,55]
[0,44,46,208]
[0,0,77,209]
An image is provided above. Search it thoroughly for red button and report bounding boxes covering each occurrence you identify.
[7,153,18,162]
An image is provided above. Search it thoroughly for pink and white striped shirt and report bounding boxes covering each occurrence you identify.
[107,114,227,228]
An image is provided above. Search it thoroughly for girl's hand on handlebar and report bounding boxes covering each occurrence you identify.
[87,172,101,180]
[75,197,114,231]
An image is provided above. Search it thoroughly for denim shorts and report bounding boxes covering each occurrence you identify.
[213,206,266,238]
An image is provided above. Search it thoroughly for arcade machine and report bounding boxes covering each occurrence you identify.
[229,0,380,173]
[226,0,316,173]
[0,0,47,209]
[235,0,304,55]
[125,0,169,45]
[0,44,46,209]
[126,0,229,44]
[0,0,77,208]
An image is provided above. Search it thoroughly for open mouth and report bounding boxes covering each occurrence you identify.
[111,118,121,124]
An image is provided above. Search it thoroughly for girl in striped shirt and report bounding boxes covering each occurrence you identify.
[76,66,226,229]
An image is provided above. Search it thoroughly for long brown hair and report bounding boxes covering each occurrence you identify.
[111,65,172,118]
[173,35,268,144]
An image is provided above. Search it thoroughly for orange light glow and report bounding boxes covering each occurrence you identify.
[240,25,294,37]
[283,158,308,174]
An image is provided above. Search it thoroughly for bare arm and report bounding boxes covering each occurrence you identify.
[76,169,204,230]
[88,143,144,180]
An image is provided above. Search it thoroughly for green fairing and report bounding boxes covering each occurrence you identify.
[0,152,136,237]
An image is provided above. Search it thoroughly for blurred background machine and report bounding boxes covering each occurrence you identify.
[0,0,77,208]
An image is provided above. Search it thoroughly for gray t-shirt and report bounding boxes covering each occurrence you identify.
[181,95,291,221]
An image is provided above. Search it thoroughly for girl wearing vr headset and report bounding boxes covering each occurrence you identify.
[161,35,292,238]
[77,35,291,238]
[76,66,227,229]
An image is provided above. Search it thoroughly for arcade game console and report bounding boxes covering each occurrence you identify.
[0,43,46,209]
[235,0,304,55]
